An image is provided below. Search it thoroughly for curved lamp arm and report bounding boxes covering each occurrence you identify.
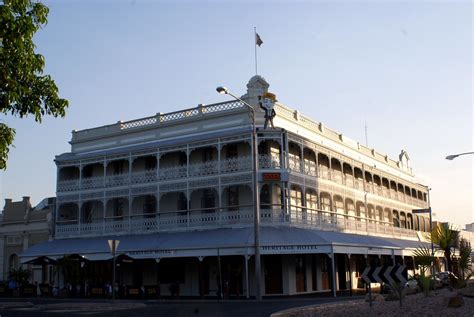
[446,151,474,160]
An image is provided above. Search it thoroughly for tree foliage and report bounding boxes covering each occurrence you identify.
[429,223,459,272]
[0,0,68,169]
[8,267,31,286]
[413,245,434,274]
[458,238,472,279]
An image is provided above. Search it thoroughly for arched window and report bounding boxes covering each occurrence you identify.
[9,254,19,271]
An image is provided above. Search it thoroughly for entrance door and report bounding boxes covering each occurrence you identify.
[337,254,347,290]
[295,255,307,292]
[321,255,330,290]
[221,256,243,297]
[199,258,210,296]
[264,255,283,294]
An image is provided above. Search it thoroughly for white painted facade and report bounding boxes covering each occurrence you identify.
[22,76,436,297]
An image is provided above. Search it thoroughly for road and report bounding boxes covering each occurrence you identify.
[0,297,361,317]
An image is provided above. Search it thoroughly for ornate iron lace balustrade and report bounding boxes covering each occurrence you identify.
[258,154,281,169]
[304,161,317,176]
[55,207,419,240]
[57,157,252,192]
[105,174,129,187]
[82,176,104,189]
[131,169,158,184]
[118,100,245,131]
[57,179,81,192]
[220,156,252,173]
[288,157,302,172]
[188,161,218,177]
[159,165,187,180]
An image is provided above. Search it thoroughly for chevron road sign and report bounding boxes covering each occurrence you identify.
[362,264,407,285]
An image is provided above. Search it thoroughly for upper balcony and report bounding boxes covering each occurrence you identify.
[286,144,428,208]
[58,155,253,192]
[67,101,256,154]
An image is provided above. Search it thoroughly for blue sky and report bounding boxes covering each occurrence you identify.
[0,0,472,227]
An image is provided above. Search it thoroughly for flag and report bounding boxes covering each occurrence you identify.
[255,33,263,47]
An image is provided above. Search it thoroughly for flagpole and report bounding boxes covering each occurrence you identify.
[254,27,258,75]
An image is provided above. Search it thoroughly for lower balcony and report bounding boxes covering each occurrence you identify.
[55,206,419,241]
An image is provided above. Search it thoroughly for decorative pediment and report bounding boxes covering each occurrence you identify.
[246,75,269,91]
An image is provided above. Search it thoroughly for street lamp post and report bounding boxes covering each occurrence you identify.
[216,86,262,300]
[446,151,474,160]
[413,187,434,276]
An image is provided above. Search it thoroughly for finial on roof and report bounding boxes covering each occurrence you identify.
[241,75,270,108]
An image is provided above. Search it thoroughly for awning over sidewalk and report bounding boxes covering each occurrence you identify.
[20,226,430,263]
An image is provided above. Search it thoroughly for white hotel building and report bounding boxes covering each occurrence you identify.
[22,76,433,297]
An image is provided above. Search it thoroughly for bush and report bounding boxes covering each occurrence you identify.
[419,274,431,296]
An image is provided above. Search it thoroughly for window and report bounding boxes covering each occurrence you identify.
[177,194,187,211]
[226,144,238,159]
[6,236,22,246]
[144,156,156,170]
[228,186,239,211]
[113,161,124,175]
[9,254,19,270]
[202,189,216,212]
[83,166,93,178]
[202,148,215,162]
[114,199,125,218]
[82,202,93,223]
[143,196,156,215]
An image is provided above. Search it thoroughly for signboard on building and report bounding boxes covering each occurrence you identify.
[262,172,281,181]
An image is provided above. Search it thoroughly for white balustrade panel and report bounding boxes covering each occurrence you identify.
[57,179,81,192]
[258,154,281,169]
[56,206,418,240]
[159,165,187,180]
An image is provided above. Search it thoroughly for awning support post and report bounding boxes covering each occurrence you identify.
[245,252,249,299]
[330,248,337,298]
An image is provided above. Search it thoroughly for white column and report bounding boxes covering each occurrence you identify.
[299,144,304,173]
[22,235,29,270]
[330,250,337,298]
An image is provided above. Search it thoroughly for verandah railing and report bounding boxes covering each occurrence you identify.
[55,204,418,240]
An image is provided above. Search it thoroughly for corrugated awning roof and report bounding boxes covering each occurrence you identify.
[20,226,430,262]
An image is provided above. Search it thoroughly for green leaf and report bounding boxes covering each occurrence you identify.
[0,0,68,169]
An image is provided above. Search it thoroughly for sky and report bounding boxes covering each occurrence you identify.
[0,0,472,228]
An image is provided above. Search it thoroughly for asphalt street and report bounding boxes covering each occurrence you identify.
[0,297,360,317]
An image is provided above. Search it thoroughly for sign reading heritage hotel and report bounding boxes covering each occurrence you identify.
[262,245,331,254]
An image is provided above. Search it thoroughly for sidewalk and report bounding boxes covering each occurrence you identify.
[0,299,147,312]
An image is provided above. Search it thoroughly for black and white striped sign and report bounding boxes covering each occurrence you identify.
[362,264,407,285]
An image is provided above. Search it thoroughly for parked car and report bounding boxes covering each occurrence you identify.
[436,271,458,286]
[431,276,443,289]
[404,277,420,294]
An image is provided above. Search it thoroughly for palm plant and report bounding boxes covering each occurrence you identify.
[413,245,434,274]
[429,223,459,272]
[412,245,435,296]
[8,267,31,286]
[458,238,472,280]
